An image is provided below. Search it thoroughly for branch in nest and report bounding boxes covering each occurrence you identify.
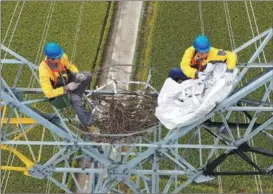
[92,93,158,135]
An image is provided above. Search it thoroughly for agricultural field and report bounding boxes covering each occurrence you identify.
[1,1,114,193]
[135,1,273,193]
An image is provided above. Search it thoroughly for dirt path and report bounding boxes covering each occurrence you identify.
[76,2,143,193]
[97,1,143,90]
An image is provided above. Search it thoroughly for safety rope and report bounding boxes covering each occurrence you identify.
[1,2,26,193]
[223,1,235,51]
[71,2,84,62]
[215,2,235,193]
[245,2,262,64]
[198,1,205,35]
[1,1,20,46]
[246,2,266,192]
[249,2,267,64]
[249,1,271,105]
[35,3,57,193]
[34,1,56,66]
[1,2,56,193]
[227,2,264,192]
[26,0,55,93]
[223,2,263,193]
[2,2,25,60]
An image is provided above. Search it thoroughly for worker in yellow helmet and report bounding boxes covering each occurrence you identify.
[39,42,97,133]
[168,35,237,84]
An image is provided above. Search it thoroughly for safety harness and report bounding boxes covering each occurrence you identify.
[43,59,72,109]
[191,53,207,71]
[44,59,68,88]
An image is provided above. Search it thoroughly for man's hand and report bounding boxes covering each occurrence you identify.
[204,63,215,74]
[224,71,236,85]
[75,73,87,83]
[64,82,81,93]
[197,71,207,81]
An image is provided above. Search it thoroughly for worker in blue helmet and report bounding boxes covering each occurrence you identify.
[39,42,98,133]
[168,35,237,84]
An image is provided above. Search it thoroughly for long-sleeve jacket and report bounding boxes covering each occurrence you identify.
[180,46,237,78]
[39,54,79,98]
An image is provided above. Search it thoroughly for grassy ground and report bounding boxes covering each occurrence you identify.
[1,1,112,193]
[135,1,273,193]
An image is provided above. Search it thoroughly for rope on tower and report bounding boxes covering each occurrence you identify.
[1,2,26,192]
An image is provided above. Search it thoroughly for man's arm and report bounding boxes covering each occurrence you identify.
[39,65,65,99]
[62,54,79,73]
[180,46,197,78]
[226,51,237,71]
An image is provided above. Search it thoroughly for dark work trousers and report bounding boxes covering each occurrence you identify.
[70,71,92,127]
[168,67,190,82]
[13,93,67,131]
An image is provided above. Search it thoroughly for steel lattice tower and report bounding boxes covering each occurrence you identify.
[1,28,273,193]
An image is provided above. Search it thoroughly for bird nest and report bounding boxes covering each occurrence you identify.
[88,92,159,142]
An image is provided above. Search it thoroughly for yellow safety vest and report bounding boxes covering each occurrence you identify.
[180,46,237,78]
[39,53,79,98]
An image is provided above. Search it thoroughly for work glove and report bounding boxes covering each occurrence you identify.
[75,73,87,83]
[64,82,81,92]
[224,69,236,85]
[197,71,207,81]
[203,63,215,74]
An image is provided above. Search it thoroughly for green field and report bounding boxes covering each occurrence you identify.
[137,1,273,87]
[135,1,273,193]
[1,1,113,193]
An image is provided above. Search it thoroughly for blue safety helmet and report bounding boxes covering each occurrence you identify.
[44,42,64,59]
[193,35,211,53]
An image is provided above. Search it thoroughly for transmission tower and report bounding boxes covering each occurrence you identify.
[1,28,273,193]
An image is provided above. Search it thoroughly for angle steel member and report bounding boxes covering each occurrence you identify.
[28,164,54,179]
[107,164,131,181]
[0,27,273,193]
